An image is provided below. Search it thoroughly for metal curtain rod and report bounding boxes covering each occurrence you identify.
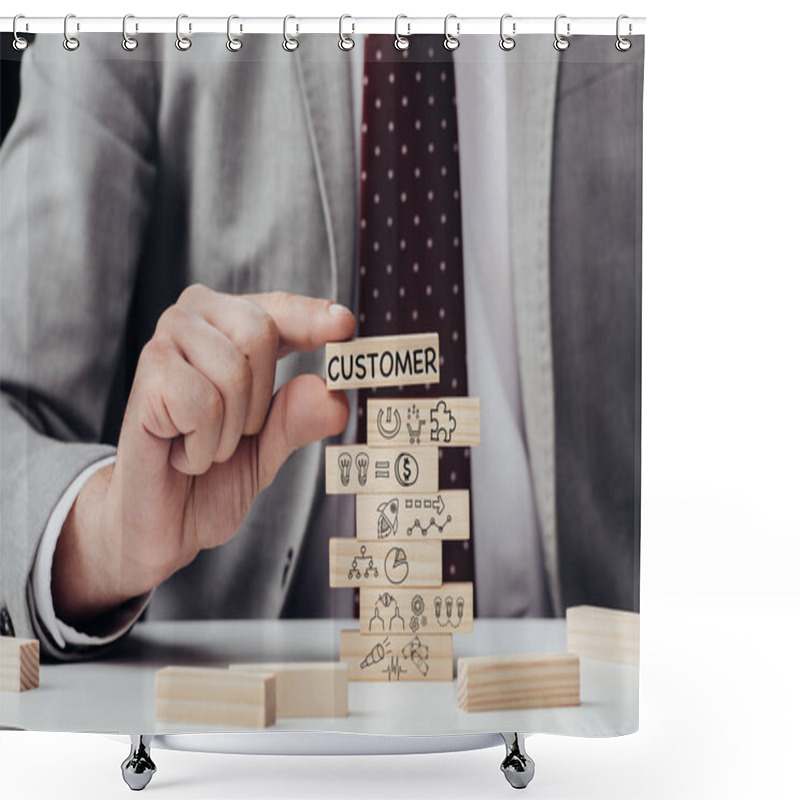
[0,15,646,36]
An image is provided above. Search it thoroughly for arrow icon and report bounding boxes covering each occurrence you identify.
[405,495,446,515]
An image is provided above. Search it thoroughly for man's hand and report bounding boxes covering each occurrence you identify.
[52,286,354,626]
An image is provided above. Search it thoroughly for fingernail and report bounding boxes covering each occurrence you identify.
[328,303,352,317]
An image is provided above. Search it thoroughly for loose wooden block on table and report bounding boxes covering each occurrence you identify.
[326,445,438,494]
[367,397,480,447]
[325,333,440,390]
[228,662,348,718]
[457,653,580,712]
[356,490,470,540]
[330,538,442,588]
[0,637,39,692]
[566,605,640,666]
[360,583,473,635]
[155,666,276,727]
[340,630,453,682]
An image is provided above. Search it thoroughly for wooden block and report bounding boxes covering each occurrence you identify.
[360,583,473,635]
[326,445,438,494]
[340,630,453,682]
[356,491,470,540]
[228,662,348,718]
[0,637,39,692]
[155,666,276,727]
[566,605,640,666]
[457,653,580,712]
[326,333,440,390]
[330,538,442,588]
[367,397,480,447]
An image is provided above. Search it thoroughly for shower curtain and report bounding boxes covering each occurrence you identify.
[0,22,643,742]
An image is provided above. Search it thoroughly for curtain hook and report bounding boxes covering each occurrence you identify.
[554,14,570,51]
[227,15,243,52]
[444,14,460,51]
[283,15,299,52]
[499,14,516,51]
[175,13,192,51]
[394,14,410,51]
[339,14,355,51]
[63,13,80,51]
[122,14,138,51]
[616,14,632,51]
[12,15,29,51]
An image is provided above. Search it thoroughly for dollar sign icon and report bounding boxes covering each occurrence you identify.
[395,452,418,487]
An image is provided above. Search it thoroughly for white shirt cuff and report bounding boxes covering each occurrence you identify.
[32,455,154,649]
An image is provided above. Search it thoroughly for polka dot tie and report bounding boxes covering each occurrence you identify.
[355,35,475,617]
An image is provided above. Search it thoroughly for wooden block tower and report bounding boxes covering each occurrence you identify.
[325,333,479,682]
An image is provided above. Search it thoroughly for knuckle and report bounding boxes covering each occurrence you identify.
[155,303,190,337]
[227,354,252,394]
[201,386,224,423]
[269,290,292,310]
[253,308,279,352]
[139,338,171,370]
[178,282,210,306]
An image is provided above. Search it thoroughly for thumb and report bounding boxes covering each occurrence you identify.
[257,374,349,490]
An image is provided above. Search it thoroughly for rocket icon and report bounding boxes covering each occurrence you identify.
[376,498,399,539]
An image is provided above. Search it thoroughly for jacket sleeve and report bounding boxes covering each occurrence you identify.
[0,33,159,662]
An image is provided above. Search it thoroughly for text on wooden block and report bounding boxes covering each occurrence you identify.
[359,583,473,635]
[356,490,470,540]
[339,630,453,682]
[325,446,438,494]
[367,397,480,447]
[326,333,440,390]
[330,539,442,588]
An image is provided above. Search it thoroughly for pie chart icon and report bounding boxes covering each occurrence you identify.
[384,547,409,585]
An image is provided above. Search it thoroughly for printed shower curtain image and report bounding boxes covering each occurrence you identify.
[0,29,642,738]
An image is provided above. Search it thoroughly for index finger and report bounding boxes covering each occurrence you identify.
[243,291,355,358]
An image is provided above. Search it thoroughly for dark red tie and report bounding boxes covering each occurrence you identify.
[355,35,475,616]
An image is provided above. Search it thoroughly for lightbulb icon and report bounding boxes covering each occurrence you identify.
[338,452,352,486]
[355,452,370,487]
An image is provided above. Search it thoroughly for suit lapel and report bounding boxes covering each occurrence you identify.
[294,35,357,308]
[274,38,356,606]
[506,41,563,616]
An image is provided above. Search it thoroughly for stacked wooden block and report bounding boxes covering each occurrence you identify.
[325,333,479,682]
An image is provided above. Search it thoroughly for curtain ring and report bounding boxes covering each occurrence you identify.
[283,15,299,52]
[615,14,632,51]
[444,14,460,51]
[175,14,192,51]
[499,14,516,51]
[63,13,80,51]
[122,14,138,51]
[394,15,410,51]
[227,15,243,52]
[338,14,355,51]
[12,15,29,51]
[553,14,570,51]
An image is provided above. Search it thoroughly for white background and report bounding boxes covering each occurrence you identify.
[2,1,799,798]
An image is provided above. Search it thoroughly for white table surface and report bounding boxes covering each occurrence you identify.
[0,618,637,738]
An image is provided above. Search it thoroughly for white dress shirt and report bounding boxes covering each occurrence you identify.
[31,36,550,649]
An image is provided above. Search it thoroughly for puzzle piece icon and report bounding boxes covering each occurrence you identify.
[430,400,457,443]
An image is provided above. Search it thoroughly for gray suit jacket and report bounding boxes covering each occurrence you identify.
[0,33,642,662]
